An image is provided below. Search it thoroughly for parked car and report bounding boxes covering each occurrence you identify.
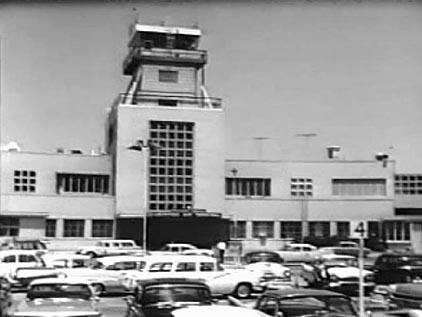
[229,287,358,317]
[242,251,292,289]
[370,283,422,311]
[151,243,214,257]
[302,254,375,296]
[42,253,92,268]
[8,267,62,290]
[0,275,12,317]
[172,305,270,317]
[0,250,44,278]
[10,277,102,317]
[125,277,213,317]
[0,237,48,255]
[318,245,371,258]
[6,250,91,289]
[76,239,143,258]
[124,254,263,298]
[275,243,319,263]
[60,255,145,294]
[372,252,422,285]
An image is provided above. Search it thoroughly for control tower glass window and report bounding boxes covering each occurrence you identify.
[159,70,178,83]
[149,121,194,211]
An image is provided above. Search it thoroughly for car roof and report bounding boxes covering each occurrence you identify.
[244,250,280,255]
[380,252,422,257]
[172,305,268,317]
[0,249,39,255]
[99,239,136,243]
[143,254,215,262]
[165,243,196,247]
[264,288,349,298]
[29,277,92,286]
[42,253,90,259]
[393,283,422,297]
[94,255,145,264]
[138,277,208,288]
[320,254,355,260]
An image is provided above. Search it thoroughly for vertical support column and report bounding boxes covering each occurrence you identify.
[85,219,92,238]
[56,219,64,238]
[330,221,337,236]
[274,221,281,241]
[246,221,253,240]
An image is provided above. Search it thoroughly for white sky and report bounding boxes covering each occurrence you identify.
[0,1,421,172]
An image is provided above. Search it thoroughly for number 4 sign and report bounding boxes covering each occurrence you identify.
[350,221,368,239]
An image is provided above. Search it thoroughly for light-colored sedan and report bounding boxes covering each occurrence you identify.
[11,277,102,317]
[59,255,144,294]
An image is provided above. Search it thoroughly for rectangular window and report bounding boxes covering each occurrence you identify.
[0,217,19,236]
[230,221,246,239]
[395,174,422,195]
[56,174,110,194]
[337,222,350,239]
[280,221,302,241]
[63,220,85,238]
[332,179,386,196]
[149,121,194,211]
[92,220,113,238]
[45,219,56,238]
[14,170,37,193]
[158,99,178,107]
[291,178,313,197]
[252,221,274,238]
[159,70,178,83]
[225,178,271,197]
[384,221,410,242]
[309,221,330,237]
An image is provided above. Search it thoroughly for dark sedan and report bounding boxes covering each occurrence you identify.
[372,253,422,285]
[125,277,213,317]
[230,287,358,317]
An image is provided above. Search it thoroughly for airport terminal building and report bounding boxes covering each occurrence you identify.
[1,23,421,252]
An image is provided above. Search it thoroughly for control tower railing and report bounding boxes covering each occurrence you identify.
[123,47,207,75]
[115,93,222,109]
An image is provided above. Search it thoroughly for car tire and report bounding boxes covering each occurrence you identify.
[92,283,105,295]
[233,283,252,299]
[87,252,97,258]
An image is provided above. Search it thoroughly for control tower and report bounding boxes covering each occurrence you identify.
[107,23,228,248]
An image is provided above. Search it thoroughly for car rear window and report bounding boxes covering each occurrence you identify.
[28,283,92,300]
[142,286,212,305]
[244,252,282,264]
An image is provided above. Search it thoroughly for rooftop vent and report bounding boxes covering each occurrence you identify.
[327,146,340,159]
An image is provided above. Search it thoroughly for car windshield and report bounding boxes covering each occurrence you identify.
[244,253,282,264]
[324,258,357,267]
[279,296,357,317]
[141,286,212,305]
[27,283,92,300]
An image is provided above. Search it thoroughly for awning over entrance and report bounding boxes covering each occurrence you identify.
[115,210,230,249]
[0,212,48,217]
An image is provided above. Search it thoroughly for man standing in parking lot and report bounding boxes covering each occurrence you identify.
[216,241,227,264]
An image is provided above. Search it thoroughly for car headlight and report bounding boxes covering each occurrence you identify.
[365,274,374,282]
[283,270,291,278]
[329,275,339,282]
